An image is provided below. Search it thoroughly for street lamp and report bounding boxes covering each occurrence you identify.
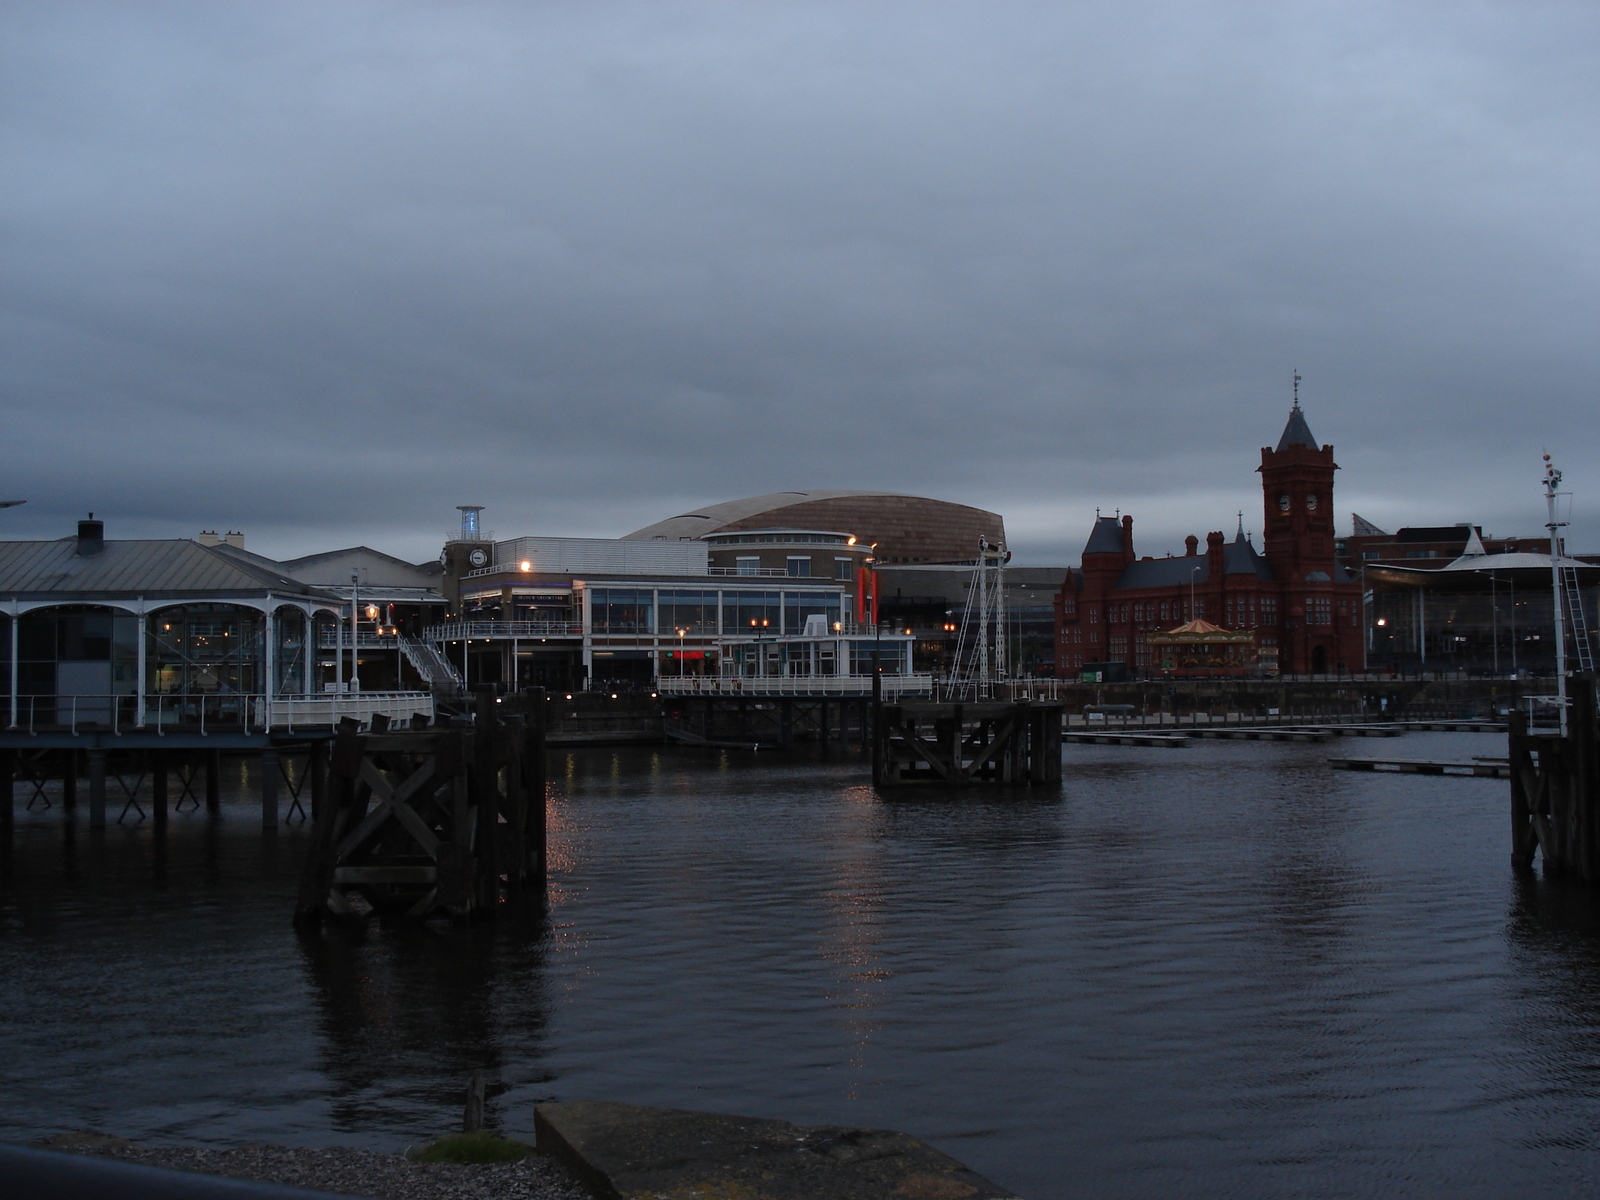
[675,626,688,676]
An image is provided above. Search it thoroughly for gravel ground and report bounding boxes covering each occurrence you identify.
[38,1132,593,1200]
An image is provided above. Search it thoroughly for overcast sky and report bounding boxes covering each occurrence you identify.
[3,1,1596,566]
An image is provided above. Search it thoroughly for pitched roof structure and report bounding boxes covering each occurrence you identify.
[0,538,333,600]
[1082,516,1124,555]
[1351,513,1387,536]
[1275,404,1318,452]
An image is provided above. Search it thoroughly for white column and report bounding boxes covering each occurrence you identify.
[581,585,593,684]
[134,596,148,727]
[8,598,18,729]
[263,603,276,731]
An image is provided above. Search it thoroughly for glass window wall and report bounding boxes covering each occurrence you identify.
[149,604,263,694]
[657,589,719,637]
[723,590,781,634]
[783,592,842,635]
[590,589,654,634]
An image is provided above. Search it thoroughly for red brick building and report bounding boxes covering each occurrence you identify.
[1054,405,1365,677]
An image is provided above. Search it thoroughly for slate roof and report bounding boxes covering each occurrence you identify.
[0,539,335,600]
[1276,404,1318,451]
[1083,517,1125,555]
[1223,530,1275,581]
[1114,529,1277,590]
[1116,556,1213,589]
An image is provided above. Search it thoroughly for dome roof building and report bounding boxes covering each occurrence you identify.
[623,489,1005,565]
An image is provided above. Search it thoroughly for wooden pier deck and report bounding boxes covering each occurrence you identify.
[1062,731,1189,747]
[1330,757,1511,778]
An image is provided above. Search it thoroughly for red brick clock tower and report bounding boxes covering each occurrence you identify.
[1258,393,1360,673]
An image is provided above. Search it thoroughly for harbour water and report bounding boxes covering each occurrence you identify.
[4,734,1600,1199]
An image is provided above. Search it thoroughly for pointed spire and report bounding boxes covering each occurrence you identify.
[1276,402,1317,452]
[1083,514,1125,555]
[1459,526,1486,558]
[1234,511,1246,542]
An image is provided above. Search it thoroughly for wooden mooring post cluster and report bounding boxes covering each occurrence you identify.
[872,698,1063,787]
[293,693,546,925]
[1510,676,1599,880]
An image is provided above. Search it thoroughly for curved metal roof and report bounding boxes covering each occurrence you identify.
[624,490,968,542]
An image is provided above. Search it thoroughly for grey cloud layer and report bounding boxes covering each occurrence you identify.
[2,1,1596,565]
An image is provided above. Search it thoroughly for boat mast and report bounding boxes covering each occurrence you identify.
[1544,453,1568,734]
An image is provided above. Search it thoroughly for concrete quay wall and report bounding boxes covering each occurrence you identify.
[1048,677,1536,718]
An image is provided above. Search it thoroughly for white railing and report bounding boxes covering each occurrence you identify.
[3,692,434,735]
[708,566,793,577]
[315,630,403,649]
[427,621,583,640]
[258,692,435,732]
[656,674,934,697]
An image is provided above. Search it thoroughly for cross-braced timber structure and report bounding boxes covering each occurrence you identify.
[293,694,546,925]
[1510,674,1599,880]
[872,698,1063,786]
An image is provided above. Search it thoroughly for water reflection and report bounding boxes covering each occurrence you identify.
[7,737,1600,1197]
[296,904,551,1132]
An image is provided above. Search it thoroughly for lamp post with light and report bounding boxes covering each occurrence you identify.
[676,626,688,676]
[749,617,772,676]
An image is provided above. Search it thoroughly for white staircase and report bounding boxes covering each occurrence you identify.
[401,634,463,690]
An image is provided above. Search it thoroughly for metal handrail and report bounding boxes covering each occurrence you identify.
[315,630,403,649]
[3,691,434,735]
[657,674,934,697]
[427,621,583,639]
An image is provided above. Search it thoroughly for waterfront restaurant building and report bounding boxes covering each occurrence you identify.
[439,515,914,691]
[1054,406,1366,678]
[1,518,352,728]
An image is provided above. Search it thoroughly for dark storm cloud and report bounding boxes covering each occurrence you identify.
[2,1,1597,565]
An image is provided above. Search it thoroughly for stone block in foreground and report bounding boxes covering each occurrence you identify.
[534,1100,1016,1200]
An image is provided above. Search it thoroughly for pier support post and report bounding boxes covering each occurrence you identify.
[0,748,13,856]
[62,750,77,814]
[204,749,221,814]
[260,751,279,829]
[151,750,168,828]
[87,748,107,829]
[308,741,327,821]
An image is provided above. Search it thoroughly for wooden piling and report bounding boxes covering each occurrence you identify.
[204,750,221,814]
[151,751,168,827]
[1510,674,1600,879]
[0,748,13,855]
[62,750,76,813]
[87,748,107,829]
[260,750,279,829]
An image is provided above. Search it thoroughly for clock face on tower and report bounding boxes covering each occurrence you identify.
[469,548,488,568]
[1278,494,1291,512]
[1306,493,1319,511]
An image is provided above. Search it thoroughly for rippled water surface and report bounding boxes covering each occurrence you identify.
[5,734,1600,1198]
